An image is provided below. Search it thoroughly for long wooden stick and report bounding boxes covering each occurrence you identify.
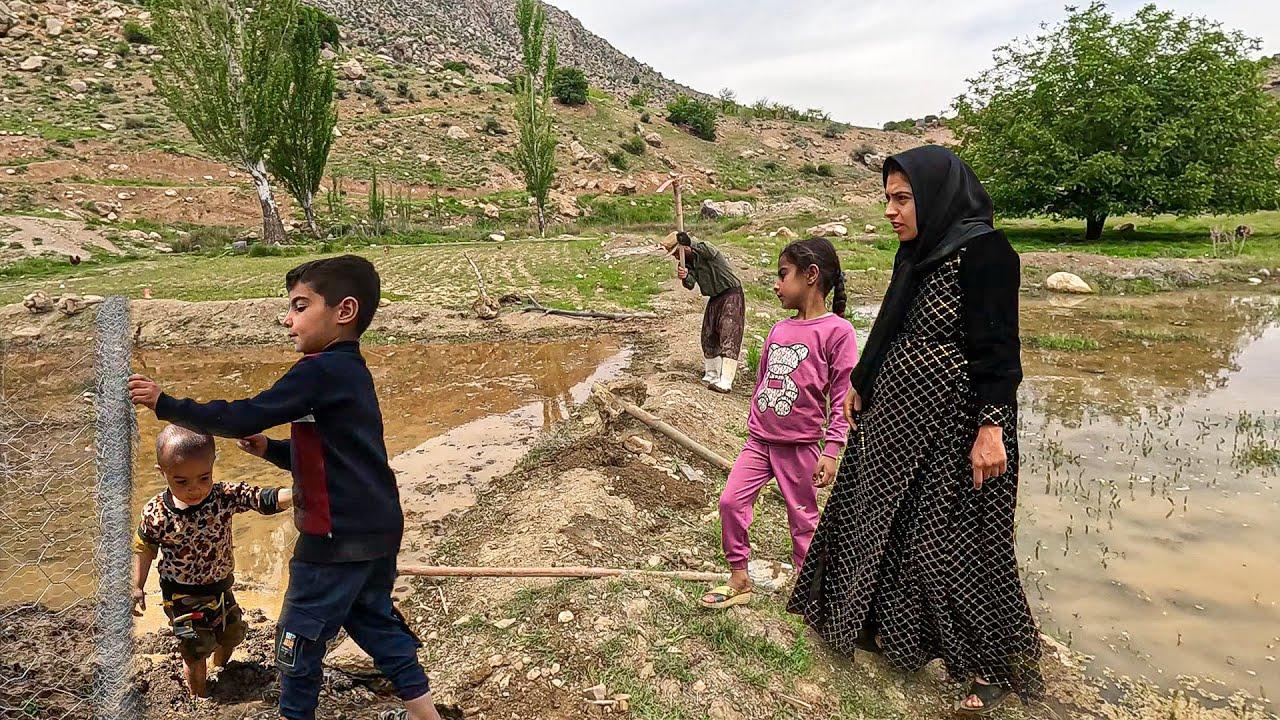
[610,394,733,471]
[399,565,726,583]
[522,294,658,320]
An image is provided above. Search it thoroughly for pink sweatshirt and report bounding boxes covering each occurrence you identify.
[747,313,858,458]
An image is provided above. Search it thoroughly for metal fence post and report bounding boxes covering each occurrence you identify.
[94,296,136,720]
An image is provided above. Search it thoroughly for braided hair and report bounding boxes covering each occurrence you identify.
[780,236,847,317]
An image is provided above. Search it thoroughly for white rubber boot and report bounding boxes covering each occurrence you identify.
[711,358,738,393]
[701,357,721,386]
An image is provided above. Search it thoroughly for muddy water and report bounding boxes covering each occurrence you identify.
[122,338,629,632]
[1015,291,1280,701]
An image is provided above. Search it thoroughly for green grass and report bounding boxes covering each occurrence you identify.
[1115,328,1201,343]
[1003,211,1280,262]
[1025,334,1101,351]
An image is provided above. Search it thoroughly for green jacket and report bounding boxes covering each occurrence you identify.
[681,241,741,298]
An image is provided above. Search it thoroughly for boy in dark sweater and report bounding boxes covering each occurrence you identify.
[129,255,440,720]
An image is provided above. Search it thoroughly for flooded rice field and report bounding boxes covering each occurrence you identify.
[1015,291,1280,702]
[1,337,629,632]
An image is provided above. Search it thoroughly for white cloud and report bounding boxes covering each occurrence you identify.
[546,0,1280,128]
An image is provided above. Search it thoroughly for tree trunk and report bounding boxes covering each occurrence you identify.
[302,195,320,238]
[1085,214,1107,241]
[247,159,287,245]
[535,201,546,238]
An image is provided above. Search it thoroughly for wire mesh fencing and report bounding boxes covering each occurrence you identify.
[0,297,136,720]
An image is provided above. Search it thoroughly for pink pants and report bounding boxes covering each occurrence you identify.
[719,438,821,571]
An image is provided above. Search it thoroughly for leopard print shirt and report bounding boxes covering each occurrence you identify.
[134,482,282,586]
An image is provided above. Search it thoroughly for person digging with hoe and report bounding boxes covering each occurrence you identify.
[663,230,746,392]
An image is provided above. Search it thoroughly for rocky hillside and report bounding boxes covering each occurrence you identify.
[311,0,704,102]
[1266,53,1280,97]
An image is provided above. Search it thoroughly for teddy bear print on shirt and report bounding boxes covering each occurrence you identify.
[755,342,810,416]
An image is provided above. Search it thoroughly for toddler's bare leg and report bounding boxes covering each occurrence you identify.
[184,656,208,697]
[212,643,233,669]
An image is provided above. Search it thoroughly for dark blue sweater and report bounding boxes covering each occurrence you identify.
[155,341,403,563]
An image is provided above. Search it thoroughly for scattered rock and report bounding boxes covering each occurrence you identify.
[67,79,88,93]
[324,637,379,678]
[98,122,117,131]
[1116,222,1136,232]
[23,291,53,314]
[19,56,49,71]
[623,435,653,455]
[613,179,637,196]
[370,137,387,149]
[493,618,517,630]
[482,203,500,220]
[863,152,888,171]
[55,294,97,316]
[761,136,789,151]
[104,6,126,20]
[774,226,797,240]
[642,132,662,148]
[863,223,877,234]
[557,610,574,624]
[446,125,469,140]
[1045,271,1094,294]
[583,684,608,702]
[806,222,848,237]
[1248,277,1263,285]
[340,58,365,80]
[44,16,62,35]
[487,233,505,243]
[700,199,754,220]
[747,559,792,592]
[163,189,178,197]
[77,46,100,59]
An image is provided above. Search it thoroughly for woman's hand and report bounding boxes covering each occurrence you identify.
[237,434,268,457]
[677,265,689,280]
[130,587,147,616]
[969,425,1007,490]
[843,390,862,428]
[813,456,838,488]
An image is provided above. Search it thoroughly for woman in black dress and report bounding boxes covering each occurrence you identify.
[788,145,1043,713]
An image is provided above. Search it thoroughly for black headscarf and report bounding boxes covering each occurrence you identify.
[849,145,996,402]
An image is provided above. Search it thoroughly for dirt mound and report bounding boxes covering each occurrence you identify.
[0,215,120,262]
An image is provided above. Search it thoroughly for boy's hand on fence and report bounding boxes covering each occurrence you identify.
[131,587,146,616]
[237,435,269,457]
[127,374,160,409]
[813,456,838,488]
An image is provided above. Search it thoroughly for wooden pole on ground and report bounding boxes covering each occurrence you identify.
[399,565,725,583]
[594,386,733,472]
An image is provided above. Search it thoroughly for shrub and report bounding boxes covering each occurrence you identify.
[114,41,132,56]
[823,122,849,139]
[442,60,470,74]
[552,67,588,106]
[666,95,716,141]
[481,116,506,135]
[621,135,647,156]
[606,149,629,170]
[395,80,411,98]
[629,89,651,108]
[761,160,781,172]
[801,162,836,177]
[852,142,877,163]
[122,20,152,44]
[122,115,154,129]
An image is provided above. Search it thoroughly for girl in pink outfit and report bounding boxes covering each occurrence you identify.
[700,236,858,609]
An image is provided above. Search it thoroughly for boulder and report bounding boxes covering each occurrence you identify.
[774,226,797,239]
[446,125,469,140]
[369,137,387,149]
[623,435,653,454]
[613,179,637,196]
[1045,271,1094,294]
[806,222,848,237]
[103,6,125,20]
[699,199,754,220]
[863,223,877,234]
[77,46,100,58]
[487,233,505,242]
[55,294,90,316]
[19,55,49,71]
[44,16,62,35]
[67,79,88,93]
[552,192,581,218]
[863,152,888,172]
[340,58,364,80]
[642,132,662,148]
[324,637,379,678]
[23,291,54,314]
[481,203,500,219]
[762,136,789,151]
[1116,222,1136,232]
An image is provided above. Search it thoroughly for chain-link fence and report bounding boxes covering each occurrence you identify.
[1,297,136,720]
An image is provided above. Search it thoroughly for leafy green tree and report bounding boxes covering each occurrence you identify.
[666,95,716,141]
[513,0,558,236]
[953,3,1280,239]
[268,6,337,237]
[552,67,588,106]
[150,0,297,244]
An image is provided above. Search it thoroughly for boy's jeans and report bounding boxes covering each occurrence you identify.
[276,556,429,720]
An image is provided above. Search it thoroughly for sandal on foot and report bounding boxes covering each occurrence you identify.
[698,585,753,609]
[954,680,1012,716]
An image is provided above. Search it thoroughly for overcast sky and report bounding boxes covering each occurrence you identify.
[545,1,1280,128]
